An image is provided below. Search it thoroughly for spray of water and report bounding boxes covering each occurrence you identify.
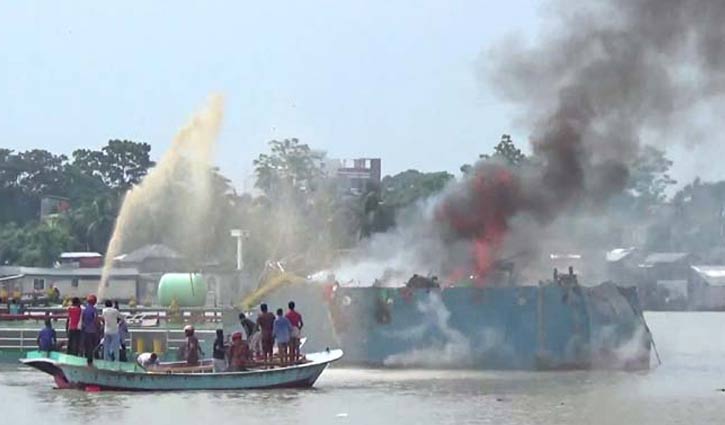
[98,95,224,297]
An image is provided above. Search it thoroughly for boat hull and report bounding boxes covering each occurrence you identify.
[327,283,651,370]
[21,349,342,391]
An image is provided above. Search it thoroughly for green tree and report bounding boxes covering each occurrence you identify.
[461,134,526,174]
[72,140,154,191]
[627,145,676,204]
[253,138,324,196]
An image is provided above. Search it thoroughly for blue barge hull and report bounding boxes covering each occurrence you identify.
[325,282,650,370]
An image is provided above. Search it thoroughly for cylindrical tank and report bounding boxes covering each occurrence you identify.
[157,273,207,307]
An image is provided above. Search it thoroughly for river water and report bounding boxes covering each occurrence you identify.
[3,312,724,425]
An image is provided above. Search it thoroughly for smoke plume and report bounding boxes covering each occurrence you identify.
[332,0,725,285]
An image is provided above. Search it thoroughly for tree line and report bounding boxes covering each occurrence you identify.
[1,135,720,274]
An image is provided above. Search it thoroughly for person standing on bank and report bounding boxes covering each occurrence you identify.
[285,301,304,362]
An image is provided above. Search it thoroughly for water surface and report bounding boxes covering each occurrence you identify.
[4,312,724,425]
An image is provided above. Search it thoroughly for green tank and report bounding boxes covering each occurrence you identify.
[157,273,207,307]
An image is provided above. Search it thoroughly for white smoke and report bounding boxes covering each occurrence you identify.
[382,292,472,367]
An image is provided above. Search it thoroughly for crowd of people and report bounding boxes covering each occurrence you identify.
[210,301,304,372]
[37,294,130,365]
[37,295,305,372]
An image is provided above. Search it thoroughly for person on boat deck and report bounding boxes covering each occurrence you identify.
[184,325,204,366]
[285,301,304,362]
[212,329,227,373]
[273,308,292,365]
[227,331,251,371]
[101,300,121,362]
[65,297,82,356]
[137,352,158,369]
[37,318,57,352]
[239,312,256,341]
[116,304,130,362]
[256,304,276,362]
[81,294,100,364]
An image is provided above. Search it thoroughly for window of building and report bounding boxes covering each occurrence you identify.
[71,278,79,288]
[33,278,45,291]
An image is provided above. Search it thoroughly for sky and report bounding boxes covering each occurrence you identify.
[1,1,721,192]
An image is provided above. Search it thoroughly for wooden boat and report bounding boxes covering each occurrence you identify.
[20,349,343,391]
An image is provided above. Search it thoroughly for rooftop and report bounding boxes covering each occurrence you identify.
[59,252,103,259]
[691,265,725,286]
[119,244,183,263]
[0,266,139,278]
[643,252,691,265]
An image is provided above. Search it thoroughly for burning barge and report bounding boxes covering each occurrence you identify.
[257,268,653,371]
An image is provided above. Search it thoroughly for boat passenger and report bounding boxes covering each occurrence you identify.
[285,301,304,362]
[239,312,256,341]
[256,304,275,362]
[65,297,82,355]
[81,294,100,364]
[184,325,204,366]
[212,329,227,373]
[101,300,120,362]
[117,306,130,362]
[273,308,292,365]
[37,318,57,352]
[227,331,250,371]
[137,352,159,369]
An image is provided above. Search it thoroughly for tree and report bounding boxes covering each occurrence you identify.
[0,220,75,266]
[253,139,324,196]
[461,134,526,174]
[72,140,154,191]
[627,145,676,204]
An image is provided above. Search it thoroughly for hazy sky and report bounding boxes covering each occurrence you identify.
[1,1,721,192]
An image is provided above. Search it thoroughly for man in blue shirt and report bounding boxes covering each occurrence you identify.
[81,295,99,364]
[273,308,292,365]
[37,319,57,352]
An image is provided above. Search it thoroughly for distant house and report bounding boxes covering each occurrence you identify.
[58,252,103,268]
[0,266,139,301]
[638,252,697,310]
[605,247,642,286]
[115,244,188,273]
[689,265,725,310]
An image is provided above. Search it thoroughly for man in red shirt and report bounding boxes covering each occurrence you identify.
[65,297,82,356]
[285,301,304,362]
[256,303,276,362]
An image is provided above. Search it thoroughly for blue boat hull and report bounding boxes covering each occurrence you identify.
[327,283,650,370]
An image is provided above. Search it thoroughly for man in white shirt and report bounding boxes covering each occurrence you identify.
[101,300,120,362]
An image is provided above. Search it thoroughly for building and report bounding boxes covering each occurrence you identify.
[689,265,725,310]
[0,266,140,301]
[637,252,696,310]
[115,244,188,273]
[58,252,103,268]
[323,158,382,195]
[40,195,70,219]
